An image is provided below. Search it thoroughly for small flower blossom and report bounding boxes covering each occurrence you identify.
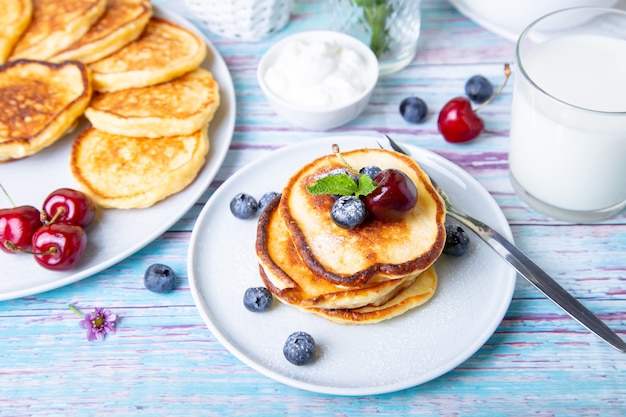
[70,305,118,341]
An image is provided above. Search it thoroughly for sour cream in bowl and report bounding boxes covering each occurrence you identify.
[257,30,379,130]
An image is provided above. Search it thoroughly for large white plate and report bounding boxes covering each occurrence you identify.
[0,6,235,301]
[188,135,517,395]
[449,0,626,42]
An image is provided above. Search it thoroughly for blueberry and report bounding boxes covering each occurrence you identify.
[243,287,273,312]
[443,224,470,257]
[258,191,279,212]
[330,195,368,229]
[399,96,428,124]
[230,193,258,219]
[283,331,316,366]
[144,263,177,293]
[359,165,382,180]
[465,75,493,104]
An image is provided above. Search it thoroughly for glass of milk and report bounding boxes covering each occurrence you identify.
[508,7,626,222]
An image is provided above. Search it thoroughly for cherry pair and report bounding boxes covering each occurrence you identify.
[0,187,96,271]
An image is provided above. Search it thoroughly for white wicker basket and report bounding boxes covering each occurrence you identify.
[184,0,294,41]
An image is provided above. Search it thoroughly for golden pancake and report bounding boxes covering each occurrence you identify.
[84,67,220,137]
[0,60,92,161]
[280,148,446,287]
[89,17,206,92]
[51,0,152,64]
[0,0,33,63]
[257,196,419,310]
[302,266,437,325]
[70,126,209,208]
[9,0,106,61]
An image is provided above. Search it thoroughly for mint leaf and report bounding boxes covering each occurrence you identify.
[354,175,377,198]
[306,174,358,196]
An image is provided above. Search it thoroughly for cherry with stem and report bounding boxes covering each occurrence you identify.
[437,63,511,143]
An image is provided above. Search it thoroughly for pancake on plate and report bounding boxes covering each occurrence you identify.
[257,196,422,310]
[89,17,206,92]
[279,148,447,287]
[0,60,92,161]
[51,0,152,64]
[255,147,445,324]
[85,67,220,137]
[9,0,106,61]
[70,125,209,208]
[303,267,437,325]
[0,0,33,64]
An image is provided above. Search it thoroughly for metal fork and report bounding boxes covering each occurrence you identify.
[383,134,626,352]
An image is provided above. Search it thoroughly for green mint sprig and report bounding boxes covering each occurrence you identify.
[306,145,378,198]
[353,0,392,58]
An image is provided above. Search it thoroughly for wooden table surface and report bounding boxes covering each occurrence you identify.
[1,1,625,415]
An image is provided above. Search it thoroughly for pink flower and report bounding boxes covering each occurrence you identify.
[77,307,118,341]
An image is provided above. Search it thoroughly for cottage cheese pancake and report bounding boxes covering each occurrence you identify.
[0,60,91,161]
[257,196,422,310]
[70,126,209,208]
[0,0,33,63]
[51,0,152,64]
[89,17,206,92]
[303,266,437,325]
[85,68,220,137]
[9,0,106,60]
[280,148,446,287]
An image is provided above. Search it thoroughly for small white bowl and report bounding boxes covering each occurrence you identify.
[257,30,379,130]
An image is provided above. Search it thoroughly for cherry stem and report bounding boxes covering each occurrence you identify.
[3,240,57,256]
[47,207,66,225]
[0,183,16,208]
[332,144,360,177]
[475,63,511,113]
[41,207,66,225]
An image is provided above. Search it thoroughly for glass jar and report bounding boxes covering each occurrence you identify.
[327,0,422,75]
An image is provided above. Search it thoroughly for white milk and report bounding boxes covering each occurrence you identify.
[509,34,626,214]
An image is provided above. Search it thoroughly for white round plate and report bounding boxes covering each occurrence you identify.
[0,6,235,301]
[448,0,626,42]
[188,135,516,396]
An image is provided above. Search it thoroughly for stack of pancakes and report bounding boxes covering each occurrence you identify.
[256,148,447,324]
[0,0,221,209]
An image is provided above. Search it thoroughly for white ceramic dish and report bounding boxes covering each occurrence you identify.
[449,0,625,41]
[0,6,235,301]
[188,135,517,396]
[257,30,378,130]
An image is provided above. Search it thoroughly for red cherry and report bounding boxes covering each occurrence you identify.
[0,205,43,253]
[437,63,512,144]
[42,188,96,228]
[363,169,418,222]
[437,97,484,143]
[31,223,87,271]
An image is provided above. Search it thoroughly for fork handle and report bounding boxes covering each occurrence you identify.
[446,207,626,353]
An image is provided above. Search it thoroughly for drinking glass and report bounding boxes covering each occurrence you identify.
[508,7,626,222]
[327,0,421,75]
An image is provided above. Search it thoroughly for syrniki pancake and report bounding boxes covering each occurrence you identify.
[70,126,209,208]
[89,17,206,92]
[0,0,33,64]
[51,0,152,64]
[85,68,220,137]
[0,60,92,161]
[257,196,421,310]
[303,266,437,325]
[280,148,446,287]
[9,0,107,61]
